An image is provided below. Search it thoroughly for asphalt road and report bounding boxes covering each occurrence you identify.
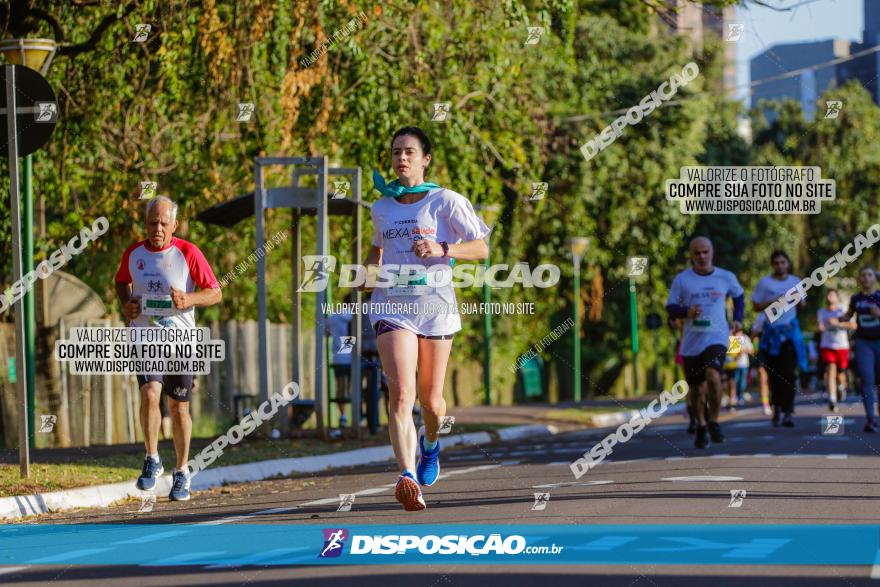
[3,395,879,586]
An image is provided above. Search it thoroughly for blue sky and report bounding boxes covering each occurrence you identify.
[735,0,863,106]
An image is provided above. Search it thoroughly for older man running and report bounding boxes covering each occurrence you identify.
[115,195,221,501]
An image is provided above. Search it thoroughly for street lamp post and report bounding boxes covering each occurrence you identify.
[570,237,589,403]
[629,276,639,398]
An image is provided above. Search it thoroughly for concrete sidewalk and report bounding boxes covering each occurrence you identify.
[450,396,687,429]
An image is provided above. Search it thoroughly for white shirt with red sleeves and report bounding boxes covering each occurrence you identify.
[115,237,219,329]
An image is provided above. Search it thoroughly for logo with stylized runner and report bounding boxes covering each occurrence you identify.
[438,415,455,434]
[627,256,648,277]
[532,492,550,511]
[525,26,545,45]
[822,414,844,435]
[298,255,337,292]
[338,336,356,355]
[728,489,747,508]
[337,494,355,512]
[319,528,348,558]
[39,414,57,433]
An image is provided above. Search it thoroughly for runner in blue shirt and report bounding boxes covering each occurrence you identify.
[840,267,880,432]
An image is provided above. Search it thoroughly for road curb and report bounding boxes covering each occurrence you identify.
[0,430,495,521]
[589,403,688,429]
[494,424,559,442]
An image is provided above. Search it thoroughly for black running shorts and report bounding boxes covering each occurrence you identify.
[682,344,727,387]
[136,373,194,402]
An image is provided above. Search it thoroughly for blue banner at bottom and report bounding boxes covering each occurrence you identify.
[0,524,877,566]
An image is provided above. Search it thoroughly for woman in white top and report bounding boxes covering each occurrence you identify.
[361,126,490,511]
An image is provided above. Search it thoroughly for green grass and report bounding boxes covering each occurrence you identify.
[0,459,138,498]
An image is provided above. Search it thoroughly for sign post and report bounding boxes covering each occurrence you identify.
[1,64,58,477]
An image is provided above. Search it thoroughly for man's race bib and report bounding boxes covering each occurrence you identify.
[141,294,175,316]
[692,318,713,331]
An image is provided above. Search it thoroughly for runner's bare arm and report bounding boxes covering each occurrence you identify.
[412,238,488,261]
[115,282,141,320]
[170,286,221,310]
[445,238,488,260]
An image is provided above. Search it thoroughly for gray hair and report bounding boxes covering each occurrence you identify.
[146,194,178,222]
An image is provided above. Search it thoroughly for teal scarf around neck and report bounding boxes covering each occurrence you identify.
[372,168,440,198]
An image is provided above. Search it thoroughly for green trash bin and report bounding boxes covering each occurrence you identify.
[520,355,544,401]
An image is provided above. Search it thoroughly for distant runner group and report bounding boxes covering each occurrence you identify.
[667,237,880,448]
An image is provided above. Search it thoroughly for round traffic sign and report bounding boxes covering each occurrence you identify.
[0,64,57,157]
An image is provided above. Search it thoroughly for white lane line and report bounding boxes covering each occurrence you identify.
[27,548,114,564]
[709,454,731,458]
[118,530,190,543]
[546,461,569,466]
[202,463,515,523]
[533,480,614,489]
[197,515,251,526]
[826,454,849,459]
[255,506,299,514]
[665,457,687,461]
[663,476,744,482]
[0,567,29,576]
[203,547,311,568]
[147,551,226,566]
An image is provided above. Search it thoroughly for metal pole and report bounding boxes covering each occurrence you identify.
[629,277,639,397]
[573,260,581,403]
[23,153,35,449]
[315,157,329,439]
[6,65,30,477]
[254,161,269,406]
[350,168,362,436]
[482,251,491,405]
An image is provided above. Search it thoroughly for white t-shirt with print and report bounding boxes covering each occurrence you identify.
[817,307,850,350]
[369,188,490,336]
[752,274,802,326]
[666,267,744,357]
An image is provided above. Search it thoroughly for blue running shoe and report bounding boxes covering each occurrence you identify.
[169,470,191,501]
[416,425,441,486]
[395,471,426,511]
[136,456,163,491]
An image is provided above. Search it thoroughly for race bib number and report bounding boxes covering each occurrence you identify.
[386,268,431,297]
[141,294,175,317]
[692,318,713,331]
[859,314,880,328]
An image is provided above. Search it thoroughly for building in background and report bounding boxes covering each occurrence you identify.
[750,0,880,120]
[838,0,880,105]
[662,1,737,99]
[751,39,850,120]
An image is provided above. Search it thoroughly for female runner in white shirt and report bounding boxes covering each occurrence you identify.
[361,126,490,511]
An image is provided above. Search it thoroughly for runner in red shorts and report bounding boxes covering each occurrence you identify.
[817,289,856,412]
